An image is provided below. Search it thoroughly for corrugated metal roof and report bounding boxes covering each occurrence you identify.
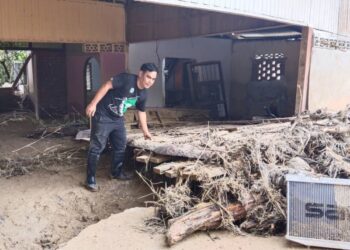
[134,0,341,34]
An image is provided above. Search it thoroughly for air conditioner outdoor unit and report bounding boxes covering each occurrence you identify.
[286,174,350,250]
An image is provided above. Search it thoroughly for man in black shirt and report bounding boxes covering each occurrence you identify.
[85,63,158,191]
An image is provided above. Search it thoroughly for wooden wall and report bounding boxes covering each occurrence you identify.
[0,0,125,43]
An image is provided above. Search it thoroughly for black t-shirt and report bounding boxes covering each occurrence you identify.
[96,73,147,121]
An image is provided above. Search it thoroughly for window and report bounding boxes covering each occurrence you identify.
[85,62,92,91]
[252,53,286,81]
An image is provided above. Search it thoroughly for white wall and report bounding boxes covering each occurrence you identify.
[128,37,232,108]
[309,48,350,111]
[26,57,39,119]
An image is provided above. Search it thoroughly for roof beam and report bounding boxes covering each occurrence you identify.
[127,3,285,43]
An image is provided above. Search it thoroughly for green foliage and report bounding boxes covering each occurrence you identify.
[0,50,28,86]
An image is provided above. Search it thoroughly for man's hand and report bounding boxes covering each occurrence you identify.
[85,80,113,118]
[86,103,96,118]
[138,111,152,140]
[143,131,152,140]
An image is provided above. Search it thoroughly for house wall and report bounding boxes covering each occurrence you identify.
[36,50,67,117]
[308,48,350,111]
[66,53,94,114]
[230,39,301,119]
[128,37,232,108]
[66,46,126,114]
[100,52,126,83]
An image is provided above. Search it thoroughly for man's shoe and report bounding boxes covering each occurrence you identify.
[86,176,98,192]
[86,182,99,192]
[111,171,133,181]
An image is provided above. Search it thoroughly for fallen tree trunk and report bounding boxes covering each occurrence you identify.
[322,126,350,135]
[166,202,246,246]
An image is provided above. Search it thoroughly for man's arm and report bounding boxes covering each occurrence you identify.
[85,80,113,117]
[138,110,152,140]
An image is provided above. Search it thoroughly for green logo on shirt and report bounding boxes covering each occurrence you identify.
[109,97,139,117]
[123,97,138,113]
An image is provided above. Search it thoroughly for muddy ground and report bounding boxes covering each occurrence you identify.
[0,115,150,250]
[0,114,322,250]
[61,207,323,250]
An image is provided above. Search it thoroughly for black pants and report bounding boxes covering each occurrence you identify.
[86,114,126,184]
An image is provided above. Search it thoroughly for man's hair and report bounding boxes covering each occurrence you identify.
[140,63,158,73]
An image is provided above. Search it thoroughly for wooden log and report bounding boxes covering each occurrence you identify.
[166,202,246,246]
[323,126,350,135]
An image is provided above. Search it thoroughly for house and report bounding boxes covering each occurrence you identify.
[127,0,350,119]
[0,0,126,117]
[0,0,349,119]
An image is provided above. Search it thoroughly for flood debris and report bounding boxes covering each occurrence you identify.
[0,145,86,178]
[0,110,34,126]
[131,106,350,245]
[0,110,87,178]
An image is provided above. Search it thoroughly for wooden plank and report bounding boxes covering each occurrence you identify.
[181,166,226,180]
[153,161,192,175]
[153,163,176,175]
[193,167,226,181]
[295,26,313,115]
[149,154,171,164]
[164,168,179,178]
[136,155,150,164]
[0,0,125,43]
[164,162,192,178]
[136,153,171,164]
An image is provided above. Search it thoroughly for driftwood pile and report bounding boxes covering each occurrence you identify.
[129,106,350,245]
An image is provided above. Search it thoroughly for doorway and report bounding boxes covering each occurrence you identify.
[163,57,194,108]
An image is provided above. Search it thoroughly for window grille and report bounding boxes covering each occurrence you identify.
[252,53,286,81]
[86,62,92,91]
[82,43,125,53]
